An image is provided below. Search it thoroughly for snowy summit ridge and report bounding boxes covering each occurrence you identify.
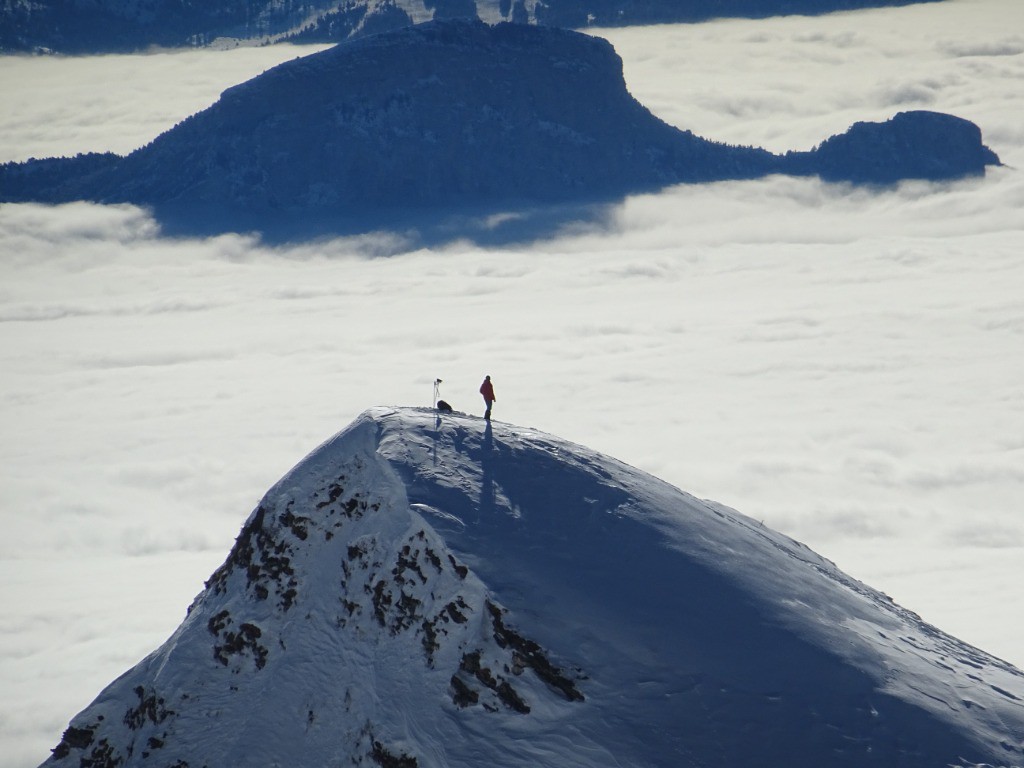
[43,407,1024,767]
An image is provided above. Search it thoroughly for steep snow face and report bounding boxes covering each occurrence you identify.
[42,408,1024,768]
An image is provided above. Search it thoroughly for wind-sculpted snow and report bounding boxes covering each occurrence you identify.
[41,407,1024,768]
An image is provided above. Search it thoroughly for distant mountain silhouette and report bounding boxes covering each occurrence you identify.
[1,0,944,54]
[787,110,1001,184]
[0,21,999,244]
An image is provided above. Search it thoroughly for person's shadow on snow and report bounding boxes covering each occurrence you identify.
[479,420,494,518]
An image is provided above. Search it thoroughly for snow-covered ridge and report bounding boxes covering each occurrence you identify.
[41,407,1023,767]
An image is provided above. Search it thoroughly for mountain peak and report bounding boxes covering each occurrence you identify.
[42,407,1024,768]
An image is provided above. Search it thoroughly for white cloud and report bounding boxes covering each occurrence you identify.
[939,38,1024,58]
[943,523,1024,550]
[594,0,1024,159]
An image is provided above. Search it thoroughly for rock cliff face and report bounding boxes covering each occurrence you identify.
[0,22,999,238]
[39,407,1024,768]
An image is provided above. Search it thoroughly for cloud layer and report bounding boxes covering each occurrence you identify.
[1,1,1022,765]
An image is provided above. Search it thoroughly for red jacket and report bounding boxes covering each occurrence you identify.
[480,378,495,402]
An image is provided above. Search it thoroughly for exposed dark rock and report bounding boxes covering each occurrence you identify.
[458,649,531,713]
[486,601,584,702]
[421,597,472,663]
[446,598,469,624]
[460,651,497,687]
[448,555,469,580]
[494,679,531,714]
[449,675,479,707]
[372,580,393,627]
[279,509,310,541]
[209,612,269,670]
[51,724,97,759]
[371,741,418,768]
[123,686,173,730]
[393,591,423,632]
[316,484,345,510]
[423,546,443,572]
[393,544,429,585]
[204,505,299,610]
[77,738,122,768]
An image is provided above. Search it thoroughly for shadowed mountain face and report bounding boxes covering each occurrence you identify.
[0,21,999,242]
[1,0,943,54]
[0,22,777,213]
[39,408,1024,768]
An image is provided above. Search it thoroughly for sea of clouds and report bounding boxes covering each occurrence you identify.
[1,0,1022,764]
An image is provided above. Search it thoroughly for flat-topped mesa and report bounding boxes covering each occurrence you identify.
[41,407,1024,768]
[1,21,775,214]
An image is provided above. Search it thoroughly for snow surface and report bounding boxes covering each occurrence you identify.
[41,407,1024,768]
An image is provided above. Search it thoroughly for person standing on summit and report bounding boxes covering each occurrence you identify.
[480,375,496,421]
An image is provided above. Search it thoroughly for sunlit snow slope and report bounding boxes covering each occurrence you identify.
[42,407,1024,768]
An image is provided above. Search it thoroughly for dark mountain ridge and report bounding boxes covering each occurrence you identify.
[0,21,1000,242]
[1,0,944,54]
